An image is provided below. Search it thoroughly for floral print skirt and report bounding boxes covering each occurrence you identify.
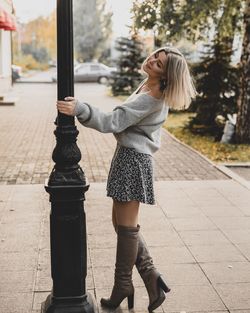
[106,144,155,205]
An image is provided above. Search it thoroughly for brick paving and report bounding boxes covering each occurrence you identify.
[0,83,228,184]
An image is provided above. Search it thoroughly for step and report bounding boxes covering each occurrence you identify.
[0,97,18,106]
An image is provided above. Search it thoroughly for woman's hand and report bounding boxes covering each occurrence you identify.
[56,96,77,116]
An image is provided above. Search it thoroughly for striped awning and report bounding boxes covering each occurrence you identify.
[0,5,16,31]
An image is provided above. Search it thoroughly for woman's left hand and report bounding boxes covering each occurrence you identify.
[56,96,77,116]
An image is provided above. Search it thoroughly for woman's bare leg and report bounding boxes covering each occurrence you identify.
[112,203,117,231]
[113,199,139,227]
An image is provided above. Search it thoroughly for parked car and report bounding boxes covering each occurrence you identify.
[11,65,22,81]
[51,62,117,83]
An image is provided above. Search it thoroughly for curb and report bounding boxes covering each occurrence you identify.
[15,81,54,84]
[163,128,250,190]
[162,127,232,179]
[216,163,250,190]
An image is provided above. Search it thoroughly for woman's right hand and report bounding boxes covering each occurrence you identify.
[56,96,77,116]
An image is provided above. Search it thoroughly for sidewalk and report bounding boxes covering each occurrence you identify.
[0,82,250,312]
[1,180,250,313]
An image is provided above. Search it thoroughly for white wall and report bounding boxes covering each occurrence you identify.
[0,0,13,93]
[0,29,12,77]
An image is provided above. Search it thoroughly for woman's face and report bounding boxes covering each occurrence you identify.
[143,50,168,79]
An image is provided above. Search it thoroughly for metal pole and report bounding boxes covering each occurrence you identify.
[41,1,96,312]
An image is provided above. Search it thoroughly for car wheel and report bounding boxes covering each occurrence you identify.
[98,76,108,84]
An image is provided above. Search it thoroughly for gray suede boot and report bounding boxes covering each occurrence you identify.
[100,224,140,310]
[136,230,171,312]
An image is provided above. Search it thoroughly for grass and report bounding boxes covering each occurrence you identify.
[164,112,250,163]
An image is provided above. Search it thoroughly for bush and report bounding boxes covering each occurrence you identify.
[13,54,49,71]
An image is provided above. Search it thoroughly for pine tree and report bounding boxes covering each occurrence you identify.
[188,40,239,139]
[110,36,144,96]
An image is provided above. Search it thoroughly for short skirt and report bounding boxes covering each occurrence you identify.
[106,144,155,205]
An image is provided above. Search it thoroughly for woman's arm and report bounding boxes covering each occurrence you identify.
[57,95,161,133]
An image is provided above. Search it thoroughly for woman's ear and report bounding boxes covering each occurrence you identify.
[159,79,167,91]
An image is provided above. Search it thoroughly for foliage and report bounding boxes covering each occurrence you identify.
[110,35,144,96]
[12,11,56,69]
[132,0,184,45]
[132,0,245,140]
[73,0,113,62]
[188,40,240,139]
[132,0,244,45]
[13,53,49,71]
[21,43,49,63]
[164,112,250,162]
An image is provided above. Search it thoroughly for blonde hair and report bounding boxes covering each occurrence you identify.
[141,46,198,110]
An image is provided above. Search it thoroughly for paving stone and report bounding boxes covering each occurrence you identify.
[214,283,250,310]
[32,291,51,311]
[0,270,35,292]
[87,232,117,249]
[198,205,244,217]
[160,204,203,218]
[188,244,247,263]
[159,263,211,286]
[143,245,196,265]
[178,229,230,246]
[161,285,226,312]
[231,311,250,313]
[200,261,250,284]
[236,243,250,260]
[223,229,250,244]
[89,247,116,268]
[0,251,38,271]
[168,216,218,231]
[0,292,33,312]
[142,229,184,247]
[210,216,250,230]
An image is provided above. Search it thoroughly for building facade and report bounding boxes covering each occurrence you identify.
[0,0,16,95]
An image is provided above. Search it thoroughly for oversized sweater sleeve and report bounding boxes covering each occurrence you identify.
[73,94,161,133]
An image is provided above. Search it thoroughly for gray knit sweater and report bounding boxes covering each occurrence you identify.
[74,92,169,155]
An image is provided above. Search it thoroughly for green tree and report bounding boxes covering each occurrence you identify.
[189,41,239,139]
[132,0,245,139]
[132,0,243,46]
[110,35,144,96]
[187,0,241,138]
[73,0,112,61]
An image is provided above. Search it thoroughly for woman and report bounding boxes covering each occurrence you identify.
[57,46,197,312]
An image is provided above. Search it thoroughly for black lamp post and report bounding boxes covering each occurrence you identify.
[41,1,96,312]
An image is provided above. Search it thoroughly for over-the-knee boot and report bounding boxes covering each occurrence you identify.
[136,230,171,312]
[100,224,140,309]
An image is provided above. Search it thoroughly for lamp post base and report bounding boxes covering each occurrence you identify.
[41,292,97,313]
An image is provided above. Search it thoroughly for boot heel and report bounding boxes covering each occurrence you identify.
[127,293,134,310]
[158,276,171,293]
